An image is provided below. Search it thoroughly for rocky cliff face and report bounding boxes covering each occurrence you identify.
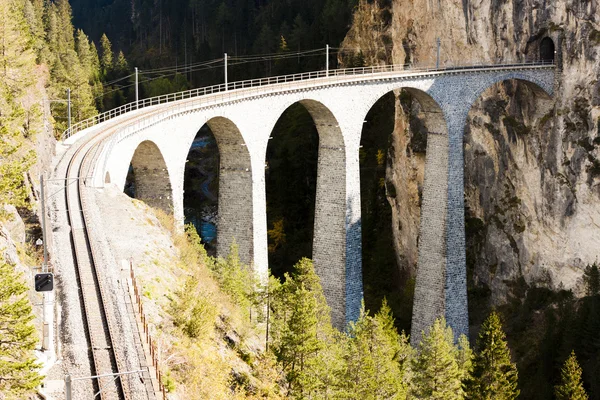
[342,0,600,303]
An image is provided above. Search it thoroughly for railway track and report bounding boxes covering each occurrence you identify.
[62,104,171,399]
[64,135,131,399]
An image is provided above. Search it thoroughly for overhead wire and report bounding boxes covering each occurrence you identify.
[229,52,332,65]
[95,62,227,100]
[101,73,134,87]
[136,47,332,76]
[138,57,224,75]
[95,46,340,100]
[229,48,326,62]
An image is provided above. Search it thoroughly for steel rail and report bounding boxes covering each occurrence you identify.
[61,59,555,140]
[62,99,173,400]
[64,132,129,399]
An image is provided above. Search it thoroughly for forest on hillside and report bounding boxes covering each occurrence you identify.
[68,0,357,92]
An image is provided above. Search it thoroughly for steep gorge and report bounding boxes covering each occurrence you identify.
[342,0,600,309]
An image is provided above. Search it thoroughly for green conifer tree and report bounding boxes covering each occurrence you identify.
[0,258,42,397]
[0,0,36,89]
[341,300,411,399]
[0,0,37,209]
[42,0,97,131]
[99,33,113,77]
[89,41,100,80]
[75,29,93,76]
[583,263,600,297]
[411,318,467,400]
[115,50,129,75]
[555,351,588,400]
[89,41,103,109]
[270,258,340,398]
[467,311,519,400]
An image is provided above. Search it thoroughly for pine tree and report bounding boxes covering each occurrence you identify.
[583,263,600,296]
[0,258,42,397]
[99,33,113,77]
[89,41,103,109]
[555,351,588,400]
[467,311,519,400]
[341,300,411,399]
[270,258,339,398]
[115,50,129,75]
[75,29,92,76]
[42,0,97,131]
[0,0,37,209]
[89,41,100,80]
[0,0,36,90]
[411,318,467,400]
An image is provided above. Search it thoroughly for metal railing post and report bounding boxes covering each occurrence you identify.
[135,67,139,108]
[67,88,71,132]
[436,38,441,69]
[224,53,228,91]
[65,375,72,400]
[326,44,329,77]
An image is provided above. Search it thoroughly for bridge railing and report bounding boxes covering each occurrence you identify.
[61,59,554,141]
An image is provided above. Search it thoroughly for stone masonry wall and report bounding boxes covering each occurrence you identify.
[130,140,173,213]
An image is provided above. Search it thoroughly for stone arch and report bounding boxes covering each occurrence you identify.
[202,117,254,265]
[466,74,554,112]
[442,72,556,340]
[359,86,450,344]
[128,140,173,213]
[266,98,347,328]
[540,37,555,63]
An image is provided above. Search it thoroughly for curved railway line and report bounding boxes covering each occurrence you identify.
[65,133,131,399]
[60,106,166,400]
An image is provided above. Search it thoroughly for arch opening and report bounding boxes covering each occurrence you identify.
[540,37,555,62]
[183,124,220,255]
[266,99,347,328]
[265,103,320,279]
[461,78,556,364]
[191,117,253,264]
[123,140,173,213]
[359,87,448,339]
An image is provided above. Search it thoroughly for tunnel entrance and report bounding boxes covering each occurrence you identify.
[540,37,555,63]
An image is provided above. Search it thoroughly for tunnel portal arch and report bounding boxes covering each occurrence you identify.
[540,37,555,63]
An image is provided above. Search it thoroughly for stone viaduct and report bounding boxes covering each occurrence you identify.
[70,63,555,343]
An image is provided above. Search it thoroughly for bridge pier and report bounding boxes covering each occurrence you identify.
[410,130,450,345]
[443,110,469,342]
[309,101,351,330]
[209,118,255,267]
[343,138,363,326]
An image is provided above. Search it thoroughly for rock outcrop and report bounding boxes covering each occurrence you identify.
[342,0,600,302]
